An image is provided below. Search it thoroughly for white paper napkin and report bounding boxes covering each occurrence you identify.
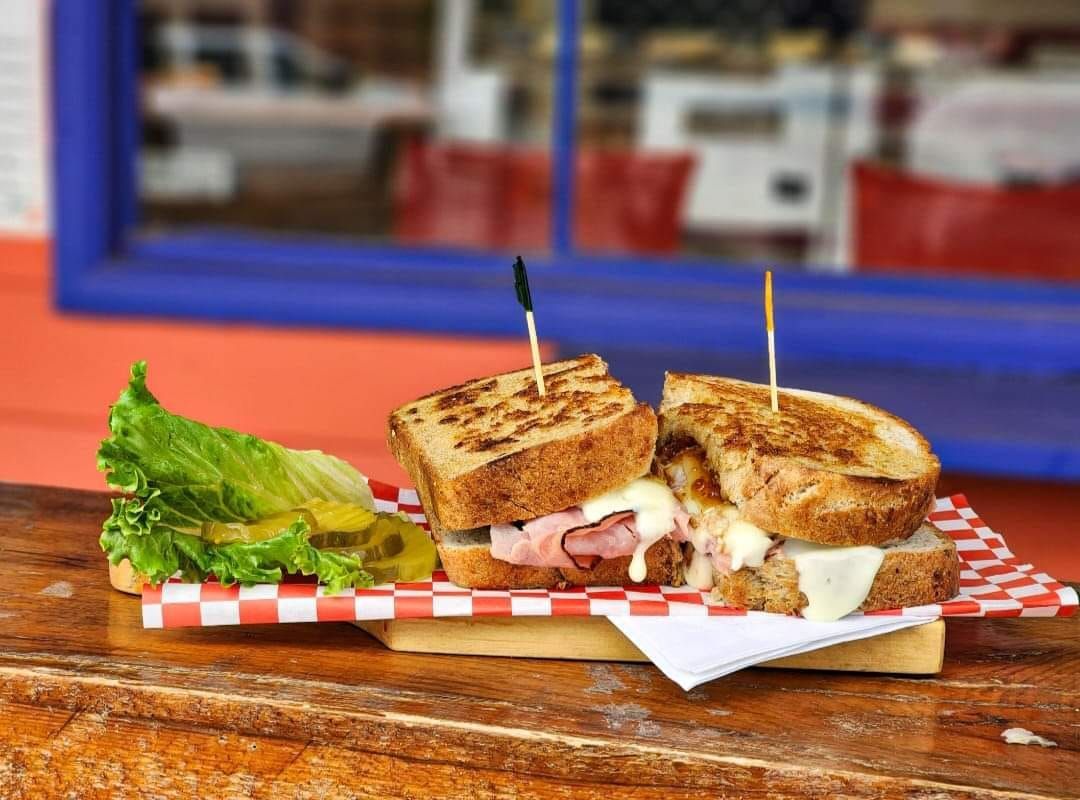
[609,612,936,690]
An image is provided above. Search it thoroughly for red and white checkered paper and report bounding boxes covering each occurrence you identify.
[142,479,1078,628]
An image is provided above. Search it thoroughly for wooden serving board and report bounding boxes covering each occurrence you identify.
[355,616,946,674]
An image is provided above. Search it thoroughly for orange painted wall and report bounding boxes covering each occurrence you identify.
[1,237,549,490]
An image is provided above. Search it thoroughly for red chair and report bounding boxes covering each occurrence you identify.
[393,139,513,250]
[394,140,695,255]
[853,161,1080,281]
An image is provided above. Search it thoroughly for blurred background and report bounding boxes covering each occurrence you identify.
[134,0,1080,272]
[3,1,1078,575]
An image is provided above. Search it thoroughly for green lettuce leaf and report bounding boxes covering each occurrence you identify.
[97,362,383,590]
[205,520,374,593]
[97,361,374,533]
[102,500,373,592]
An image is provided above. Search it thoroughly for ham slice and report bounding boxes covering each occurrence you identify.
[490,510,581,569]
[563,512,636,569]
[705,539,780,576]
[669,506,692,543]
[712,551,733,574]
[490,505,688,570]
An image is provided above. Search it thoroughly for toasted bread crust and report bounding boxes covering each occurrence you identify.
[390,355,657,530]
[660,373,940,546]
[435,402,656,529]
[716,525,960,614]
[109,559,145,596]
[437,536,684,589]
[729,454,936,547]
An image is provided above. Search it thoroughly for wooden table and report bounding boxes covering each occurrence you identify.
[1,484,1077,799]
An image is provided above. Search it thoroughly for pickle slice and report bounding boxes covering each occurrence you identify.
[299,499,378,536]
[201,499,375,544]
[312,515,436,584]
[307,517,403,562]
[201,508,319,544]
[201,498,436,584]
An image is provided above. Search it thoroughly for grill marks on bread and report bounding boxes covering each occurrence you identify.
[659,373,940,546]
[395,355,636,460]
[388,354,658,532]
[665,375,928,481]
[434,380,497,412]
[661,374,932,481]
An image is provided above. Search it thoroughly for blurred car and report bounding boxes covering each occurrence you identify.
[141,21,430,201]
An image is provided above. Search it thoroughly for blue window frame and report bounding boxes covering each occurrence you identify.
[53,1,1080,477]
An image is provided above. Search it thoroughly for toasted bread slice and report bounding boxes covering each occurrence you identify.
[109,559,145,595]
[659,373,939,546]
[437,528,684,589]
[389,354,657,531]
[715,524,959,614]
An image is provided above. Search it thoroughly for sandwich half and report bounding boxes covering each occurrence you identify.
[656,372,959,620]
[388,354,686,588]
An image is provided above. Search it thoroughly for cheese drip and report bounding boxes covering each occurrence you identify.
[684,549,715,591]
[580,478,679,582]
[725,519,774,570]
[783,539,885,621]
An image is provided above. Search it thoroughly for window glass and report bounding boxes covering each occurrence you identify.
[192,31,250,84]
[573,0,1080,282]
[137,0,555,252]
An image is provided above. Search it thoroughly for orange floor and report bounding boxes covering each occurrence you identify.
[4,237,1078,579]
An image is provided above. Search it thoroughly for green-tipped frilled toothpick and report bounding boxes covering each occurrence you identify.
[513,256,546,397]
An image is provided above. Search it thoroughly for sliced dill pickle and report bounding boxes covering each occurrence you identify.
[201,499,375,544]
[300,499,377,534]
[362,520,437,584]
[314,515,436,584]
[307,524,403,562]
[202,508,318,544]
[200,498,435,583]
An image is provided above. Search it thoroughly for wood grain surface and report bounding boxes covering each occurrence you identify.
[0,484,1077,799]
[355,616,947,673]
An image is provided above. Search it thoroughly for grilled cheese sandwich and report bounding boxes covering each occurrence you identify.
[389,355,687,589]
[656,373,958,619]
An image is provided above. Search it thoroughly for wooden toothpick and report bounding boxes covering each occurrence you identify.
[513,256,546,397]
[765,270,779,413]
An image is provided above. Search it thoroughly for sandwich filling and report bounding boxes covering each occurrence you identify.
[658,443,776,587]
[658,440,888,621]
[781,539,885,621]
[489,477,690,581]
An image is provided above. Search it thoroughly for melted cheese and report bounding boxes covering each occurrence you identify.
[683,549,715,591]
[580,478,679,583]
[692,509,772,570]
[783,539,885,621]
[662,447,774,588]
[677,512,775,588]
[724,519,773,571]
